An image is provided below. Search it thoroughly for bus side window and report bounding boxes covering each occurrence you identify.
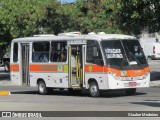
[86,40,103,65]
[13,43,18,63]
[32,42,49,63]
[51,41,67,62]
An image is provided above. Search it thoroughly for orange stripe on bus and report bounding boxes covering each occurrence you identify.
[85,65,150,77]
[85,65,104,72]
[107,67,150,76]
[10,64,19,72]
[30,64,59,72]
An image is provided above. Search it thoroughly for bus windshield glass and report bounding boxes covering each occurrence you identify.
[101,40,147,69]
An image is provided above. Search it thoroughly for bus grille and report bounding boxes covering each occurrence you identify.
[120,76,143,81]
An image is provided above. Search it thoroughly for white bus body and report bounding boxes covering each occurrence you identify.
[10,33,150,97]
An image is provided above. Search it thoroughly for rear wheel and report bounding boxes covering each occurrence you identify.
[125,88,136,95]
[89,82,100,97]
[38,81,52,95]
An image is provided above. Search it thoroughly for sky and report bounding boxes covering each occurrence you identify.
[58,0,76,3]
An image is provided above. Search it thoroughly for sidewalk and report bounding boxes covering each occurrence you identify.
[0,80,13,86]
[150,80,160,87]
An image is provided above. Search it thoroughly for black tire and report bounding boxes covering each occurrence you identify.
[59,88,64,91]
[4,61,10,72]
[38,81,52,95]
[89,82,100,97]
[125,88,136,95]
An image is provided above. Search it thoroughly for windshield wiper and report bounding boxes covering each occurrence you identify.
[128,51,143,68]
[125,46,143,68]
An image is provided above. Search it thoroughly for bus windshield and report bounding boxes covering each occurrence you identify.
[101,40,147,69]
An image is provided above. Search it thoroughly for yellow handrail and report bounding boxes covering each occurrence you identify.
[76,55,80,79]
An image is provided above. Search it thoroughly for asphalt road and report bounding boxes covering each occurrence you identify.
[0,86,160,111]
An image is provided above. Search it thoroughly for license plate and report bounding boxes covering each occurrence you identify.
[129,82,137,86]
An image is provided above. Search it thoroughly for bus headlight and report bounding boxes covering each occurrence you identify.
[142,72,150,79]
[109,72,120,80]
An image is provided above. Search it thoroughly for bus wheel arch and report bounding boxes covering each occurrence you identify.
[88,79,100,97]
[37,78,52,95]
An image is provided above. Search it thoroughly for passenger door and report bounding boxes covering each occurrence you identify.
[68,45,84,88]
[21,43,30,86]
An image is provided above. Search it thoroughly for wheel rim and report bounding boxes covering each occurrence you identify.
[39,82,45,93]
[90,84,98,95]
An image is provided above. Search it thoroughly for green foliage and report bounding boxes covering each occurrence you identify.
[0,0,59,38]
[0,0,160,56]
[59,0,122,34]
[0,0,61,54]
[116,0,160,35]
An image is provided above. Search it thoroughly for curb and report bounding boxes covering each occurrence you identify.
[0,91,11,96]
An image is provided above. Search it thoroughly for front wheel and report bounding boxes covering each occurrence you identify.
[89,82,100,97]
[125,88,136,95]
[38,81,52,95]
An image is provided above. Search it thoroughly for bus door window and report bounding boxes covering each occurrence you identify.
[70,45,82,86]
[13,43,18,63]
[51,41,67,62]
[32,42,49,62]
[71,47,77,72]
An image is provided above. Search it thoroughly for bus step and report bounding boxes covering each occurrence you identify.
[71,85,80,88]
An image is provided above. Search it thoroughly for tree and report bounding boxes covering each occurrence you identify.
[116,0,160,35]
[0,0,61,55]
[58,0,122,34]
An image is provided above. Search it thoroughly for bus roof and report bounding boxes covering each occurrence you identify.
[12,34,137,43]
